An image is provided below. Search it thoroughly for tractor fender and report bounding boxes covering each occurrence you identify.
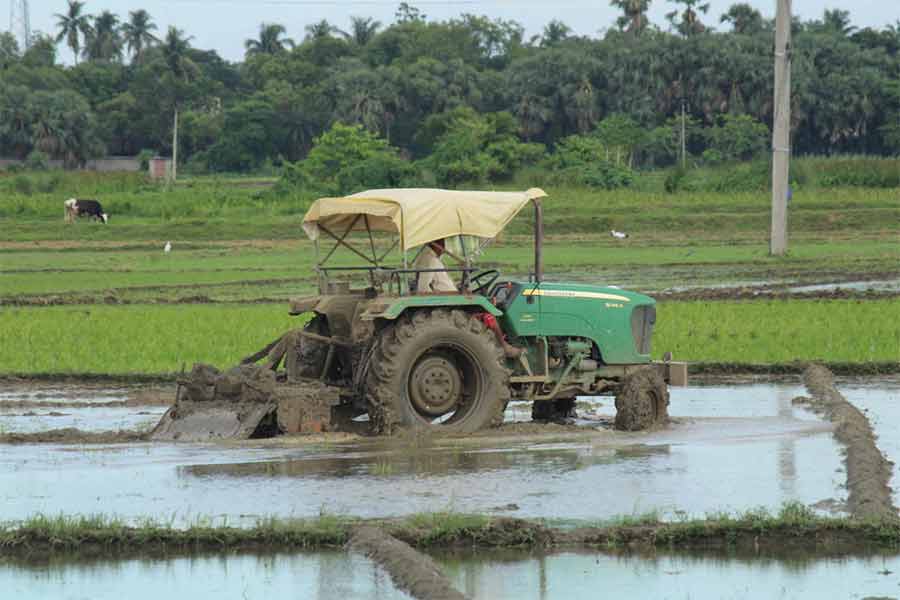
[289,295,362,339]
[288,296,322,315]
[359,295,502,321]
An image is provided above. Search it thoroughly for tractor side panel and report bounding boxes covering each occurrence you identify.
[518,284,654,365]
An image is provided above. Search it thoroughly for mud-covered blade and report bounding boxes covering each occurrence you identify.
[150,402,277,441]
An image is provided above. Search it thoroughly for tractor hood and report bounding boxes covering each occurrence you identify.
[302,188,547,251]
[520,282,655,305]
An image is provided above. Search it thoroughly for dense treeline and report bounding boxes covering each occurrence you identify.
[1,1,899,183]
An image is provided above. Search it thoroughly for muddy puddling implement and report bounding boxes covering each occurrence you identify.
[154,188,687,441]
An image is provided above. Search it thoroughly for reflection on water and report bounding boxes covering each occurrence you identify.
[183,443,671,479]
[0,552,412,600]
[438,549,900,600]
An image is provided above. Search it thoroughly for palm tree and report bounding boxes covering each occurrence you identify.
[339,17,381,47]
[121,9,158,63]
[610,0,652,36]
[821,9,855,36]
[720,3,764,35]
[54,0,91,64]
[245,23,293,56]
[83,10,123,62]
[666,0,709,36]
[161,26,197,79]
[161,27,199,181]
[540,20,571,47]
[305,19,338,41]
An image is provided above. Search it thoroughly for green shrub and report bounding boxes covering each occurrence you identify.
[337,154,421,194]
[547,135,635,189]
[25,150,50,171]
[137,149,156,171]
[817,158,900,188]
[704,114,769,163]
[420,108,545,185]
[664,166,687,193]
[12,175,33,195]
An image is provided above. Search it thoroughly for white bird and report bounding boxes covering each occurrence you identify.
[610,230,629,239]
[164,241,172,254]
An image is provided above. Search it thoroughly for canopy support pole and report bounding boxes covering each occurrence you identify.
[533,199,544,284]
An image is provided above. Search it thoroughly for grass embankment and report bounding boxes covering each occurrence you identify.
[1,170,897,245]
[3,504,900,558]
[0,299,896,376]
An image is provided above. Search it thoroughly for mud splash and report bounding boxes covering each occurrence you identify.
[794,365,897,520]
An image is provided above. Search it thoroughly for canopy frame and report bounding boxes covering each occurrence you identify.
[304,189,547,296]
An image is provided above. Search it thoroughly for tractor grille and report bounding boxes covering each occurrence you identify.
[630,305,656,355]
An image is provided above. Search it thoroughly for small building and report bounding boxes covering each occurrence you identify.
[149,157,173,180]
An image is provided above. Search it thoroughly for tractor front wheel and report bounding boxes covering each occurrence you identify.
[614,368,670,431]
[366,309,510,434]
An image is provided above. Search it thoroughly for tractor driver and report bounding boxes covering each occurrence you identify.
[414,238,456,293]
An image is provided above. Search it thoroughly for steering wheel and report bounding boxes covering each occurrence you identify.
[468,269,500,295]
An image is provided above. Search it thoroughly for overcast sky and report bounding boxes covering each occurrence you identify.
[18,0,900,64]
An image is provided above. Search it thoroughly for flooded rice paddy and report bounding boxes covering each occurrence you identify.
[3,376,899,599]
[3,380,896,525]
[438,549,900,600]
[5,548,900,600]
[0,552,412,600]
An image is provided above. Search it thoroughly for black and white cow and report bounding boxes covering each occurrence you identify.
[64,198,108,224]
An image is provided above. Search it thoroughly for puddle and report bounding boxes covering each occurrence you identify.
[0,382,864,526]
[789,279,900,294]
[437,549,900,600]
[0,386,168,434]
[0,552,412,600]
[0,406,164,434]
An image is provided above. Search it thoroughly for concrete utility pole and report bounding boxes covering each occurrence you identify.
[770,0,792,256]
[9,0,31,50]
[171,107,179,182]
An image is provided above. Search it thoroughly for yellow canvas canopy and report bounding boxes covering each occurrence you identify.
[302,188,547,252]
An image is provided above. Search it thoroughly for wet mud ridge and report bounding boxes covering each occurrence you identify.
[349,526,466,600]
[0,428,146,445]
[794,364,897,520]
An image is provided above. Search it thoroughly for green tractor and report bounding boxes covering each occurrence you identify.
[153,188,686,440]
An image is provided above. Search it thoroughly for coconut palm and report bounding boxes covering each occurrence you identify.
[54,0,91,64]
[245,23,293,56]
[821,9,855,36]
[160,26,199,180]
[121,9,159,63]
[161,26,197,80]
[305,19,338,41]
[610,0,652,36]
[83,10,123,62]
[539,20,571,47]
[339,17,381,47]
[720,3,764,35]
[666,0,709,37]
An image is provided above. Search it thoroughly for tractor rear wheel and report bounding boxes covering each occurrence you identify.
[366,309,510,434]
[614,368,669,431]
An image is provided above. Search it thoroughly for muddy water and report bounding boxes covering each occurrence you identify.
[0,386,167,433]
[0,382,862,526]
[0,552,412,600]
[437,549,900,600]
